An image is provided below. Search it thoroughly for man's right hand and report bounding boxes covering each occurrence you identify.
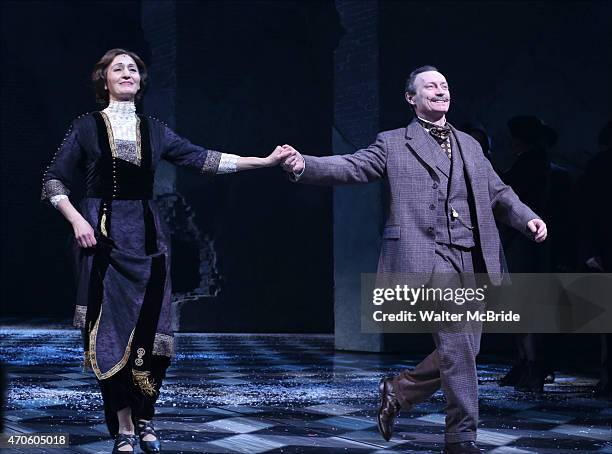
[280,144,305,174]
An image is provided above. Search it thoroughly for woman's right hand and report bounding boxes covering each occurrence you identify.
[72,217,97,248]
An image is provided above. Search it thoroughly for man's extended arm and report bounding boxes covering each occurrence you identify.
[281,133,388,185]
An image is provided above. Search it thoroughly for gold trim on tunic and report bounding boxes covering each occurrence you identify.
[202,150,221,174]
[73,305,87,328]
[152,333,174,357]
[89,305,135,380]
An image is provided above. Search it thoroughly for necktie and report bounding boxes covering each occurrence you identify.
[428,125,451,143]
[428,125,452,159]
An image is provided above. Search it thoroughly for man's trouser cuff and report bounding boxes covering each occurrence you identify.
[445,430,477,444]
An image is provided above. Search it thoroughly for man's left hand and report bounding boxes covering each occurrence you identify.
[280,145,305,174]
[527,219,547,243]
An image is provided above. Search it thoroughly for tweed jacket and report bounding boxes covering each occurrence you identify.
[297,119,539,285]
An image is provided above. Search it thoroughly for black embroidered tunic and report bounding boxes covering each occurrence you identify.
[41,105,223,391]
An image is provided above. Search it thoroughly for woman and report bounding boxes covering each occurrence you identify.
[41,48,287,453]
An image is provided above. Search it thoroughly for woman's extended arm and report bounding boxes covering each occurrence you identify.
[161,121,290,174]
[225,147,290,172]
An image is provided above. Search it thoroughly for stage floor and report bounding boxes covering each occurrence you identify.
[1,328,610,453]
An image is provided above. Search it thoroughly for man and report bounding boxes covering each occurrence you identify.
[280,65,547,453]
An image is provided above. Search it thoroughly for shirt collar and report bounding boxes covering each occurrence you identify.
[104,100,136,118]
[417,116,448,129]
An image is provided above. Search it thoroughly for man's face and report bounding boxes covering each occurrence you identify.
[406,71,450,119]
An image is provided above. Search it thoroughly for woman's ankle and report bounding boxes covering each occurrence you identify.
[118,426,135,435]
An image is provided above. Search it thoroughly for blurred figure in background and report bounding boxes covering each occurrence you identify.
[461,121,492,161]
[499,115,572,393]
[575,120,612,397]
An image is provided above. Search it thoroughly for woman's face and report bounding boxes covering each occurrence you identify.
[105,54,141,102]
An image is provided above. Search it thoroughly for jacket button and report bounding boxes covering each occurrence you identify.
[432,183,438,189]
[429,204,435,210]
[427,227,434,234]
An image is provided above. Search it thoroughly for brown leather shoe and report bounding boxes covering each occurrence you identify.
[377,377,401,441]
[443,441,482,454]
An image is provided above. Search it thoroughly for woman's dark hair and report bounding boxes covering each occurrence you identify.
[92,48,148,106]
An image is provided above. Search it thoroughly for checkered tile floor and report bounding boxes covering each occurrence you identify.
[1,327,610,453]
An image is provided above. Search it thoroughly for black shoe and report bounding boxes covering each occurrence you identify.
[443,441,482,454]
[137,419,161,453]
[112,433,138,454]
[377,377,401,441]
[498,362,525,387]
[515,362,545,393]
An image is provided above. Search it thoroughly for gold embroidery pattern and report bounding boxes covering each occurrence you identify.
[89,305,135,380]
[100,212,108,237]
[132,369,157,397]
[100,112,142,164]
[114,140,140,165]
[136,116,142,164]
[201,151,221,174]
[83,351,92,372]
[101,111,117,159]
[135,347,145,366]
[132,346,157,395]
[99,112,114,237]
[41,179,70,200]
[73,305,87,328]
[152,333,174,357]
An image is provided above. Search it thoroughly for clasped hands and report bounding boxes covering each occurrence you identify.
[267,145,304,174]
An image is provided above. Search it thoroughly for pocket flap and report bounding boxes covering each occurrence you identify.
[382,225,400,239]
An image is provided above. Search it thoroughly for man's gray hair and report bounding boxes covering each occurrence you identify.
[405,65,439,95]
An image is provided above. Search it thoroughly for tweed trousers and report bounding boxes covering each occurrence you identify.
[392,243,483,443]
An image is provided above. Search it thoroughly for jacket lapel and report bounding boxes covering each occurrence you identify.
[450,125,477,188]
[405,119,438,175]
[432,143,451,178]
[448,132,459,196]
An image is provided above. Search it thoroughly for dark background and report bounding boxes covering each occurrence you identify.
[1,0,610,368]
[1,1,339,332]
